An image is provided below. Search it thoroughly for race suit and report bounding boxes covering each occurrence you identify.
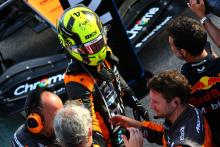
[11,124,56,147]
[140,105,214,147]
[181,54,220,146]
[64,49,149,146]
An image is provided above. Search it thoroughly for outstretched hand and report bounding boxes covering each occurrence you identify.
[122,127,143,147]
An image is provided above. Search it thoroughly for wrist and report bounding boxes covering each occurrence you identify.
[194,11,205,19]
[198,14,205,19]
[130,118,142,128]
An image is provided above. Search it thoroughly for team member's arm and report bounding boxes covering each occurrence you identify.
[109,115,164,145]
[189,0,220,48]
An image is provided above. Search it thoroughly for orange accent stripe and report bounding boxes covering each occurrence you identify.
[203,118,215,147]
[141,121,164,132]
[90,95,102,134]
[96,112,110,141]
[64,73,95,92]
[64,74,103,134]
[104,60,111,70]
[162,135,167,147]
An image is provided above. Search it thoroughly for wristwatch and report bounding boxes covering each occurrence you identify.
[200,16,210,25]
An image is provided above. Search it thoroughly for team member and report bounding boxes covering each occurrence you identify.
[11,87,63,147]
[110,70,214,147]
[167,16,220,145]
[54,102,94,147]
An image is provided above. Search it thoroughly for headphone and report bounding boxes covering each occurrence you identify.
[27,112,44,134]
[25,87,51,134]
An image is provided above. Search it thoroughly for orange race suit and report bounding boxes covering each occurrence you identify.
[140,105,214,147]
[181,54,220,145]
[64,50,149,146]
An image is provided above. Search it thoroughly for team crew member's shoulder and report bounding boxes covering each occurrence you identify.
[12,124,52,147]
[163,106,212,147]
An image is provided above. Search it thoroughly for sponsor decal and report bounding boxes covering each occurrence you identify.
[180,126,185,141]
[190,89,220,106]
[135,16,172,48]
[85,31,97,39]
[14,73,65,96]
[199,100,220,114]
[127,8,160,40]
[191,76,220,94]
[196,66,205,73]
[191,59,207,67]
[195,109,201,133]
[79,19,90,30]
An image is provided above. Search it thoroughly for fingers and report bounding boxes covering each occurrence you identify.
[187,2,190,8]
[188,0,192,6]
[200,0,204,5]
[128,128,141,140]
[189,0,204,6]
[125,127,144,147]
[136,129,144,145]
[127,128,141,141]
[188,0,195,9]
[122,135,128,145]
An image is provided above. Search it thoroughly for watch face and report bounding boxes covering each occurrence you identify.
[200,17,208,25]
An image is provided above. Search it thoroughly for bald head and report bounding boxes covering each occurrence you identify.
[41,91,63,112]
[40,91,63,137]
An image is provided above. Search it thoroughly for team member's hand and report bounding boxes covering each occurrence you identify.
[188,0,206,19]
[109,115,142,128]
[122,127,143,147]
